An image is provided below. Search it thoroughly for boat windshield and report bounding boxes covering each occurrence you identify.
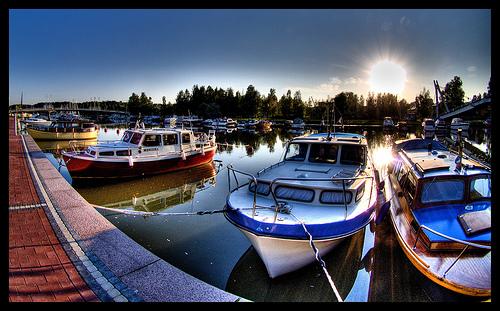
[470,175,491,200]
[420,178,465,204]
[128,132,143,145]
[284,143,308,161]
[340,145,365,165]
[121,131,133,143]
[309,143,338,164]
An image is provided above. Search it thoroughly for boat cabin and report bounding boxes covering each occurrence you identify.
[249,133,372,208]
[388,140,491,251]
[84,128,213,159]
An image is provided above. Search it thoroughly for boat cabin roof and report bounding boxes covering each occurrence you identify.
[399,148,490,178]
[291,132,367,146]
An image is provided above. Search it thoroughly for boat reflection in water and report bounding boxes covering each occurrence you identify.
[226,228,368,302]
[76,162,218,213]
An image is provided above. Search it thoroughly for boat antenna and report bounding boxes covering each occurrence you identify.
[456,128,463,171]
[326,99,331,140]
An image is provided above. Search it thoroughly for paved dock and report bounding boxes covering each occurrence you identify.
[8,116,242,302]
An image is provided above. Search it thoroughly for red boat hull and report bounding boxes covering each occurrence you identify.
[63,149,216,179]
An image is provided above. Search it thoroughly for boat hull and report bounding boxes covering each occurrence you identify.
[63,148,216,179]
[27,127,98,140]
[238,229,344,278]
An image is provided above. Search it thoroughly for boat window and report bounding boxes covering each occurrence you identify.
[99,151,114,156]
[420,179,465,204]
[340,145,365,165]
[129,133,143,145]
[82,123,95,129]
[285,143,308,161]
[275,186,315,202]
[121,131,133,143]
[248,181,271,196]
[143,134,162,147]
[308,144,338,164]
[116,150,131,156]
[182,133,191,144]
[320,190,353,204]
[470,176,491,200]
[163,134,178,145]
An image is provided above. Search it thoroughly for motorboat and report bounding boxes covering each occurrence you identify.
[382,117,394,129]
[224,132,379,278]
[291,118,305,130]
[434,118,447,133]
[245,119,259,129]
[26,120,98,140]
[421,118,435,138]
[62,128,217,179]
[450,118,470,132]
[20,116,52,127]
[395,121,408,131]
[256,120,272,131]
[382,138,491,297]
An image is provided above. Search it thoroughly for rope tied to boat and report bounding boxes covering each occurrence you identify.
[289,212,344,302]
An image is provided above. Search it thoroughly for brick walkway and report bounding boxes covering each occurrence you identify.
[9,117,99,302]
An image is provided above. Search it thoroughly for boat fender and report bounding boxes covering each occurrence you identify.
[201,145,205,155]
[375,201,391,225]
[128,156,134,167]
[182,151,186,160]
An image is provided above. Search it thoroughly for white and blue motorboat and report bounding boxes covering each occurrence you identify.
[224,132,379,278]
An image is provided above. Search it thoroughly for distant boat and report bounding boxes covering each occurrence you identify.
[256,120,272,131]
[382,117,394,129]
[450,118,470,132]
[421,118,435,138]
[26,120,98,140]
[395,121,408,131]
[62,128,217,179]
[20,116,52,127]
[434,118,447,132]
[291,118,305,130]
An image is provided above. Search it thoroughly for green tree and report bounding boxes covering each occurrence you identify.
[414,88,434,120]
[440,76,465,110]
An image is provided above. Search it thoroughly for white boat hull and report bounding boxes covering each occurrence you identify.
[239,229,345,278]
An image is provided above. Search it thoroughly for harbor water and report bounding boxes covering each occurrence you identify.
[37,124,490,302]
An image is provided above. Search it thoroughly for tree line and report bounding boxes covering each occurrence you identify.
[23,75,487,122]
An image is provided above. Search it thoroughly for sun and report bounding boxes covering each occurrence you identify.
[368,60,407,95]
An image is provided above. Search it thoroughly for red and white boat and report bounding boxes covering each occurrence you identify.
[62,128,217,179]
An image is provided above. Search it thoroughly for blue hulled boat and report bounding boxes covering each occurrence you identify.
[224,132,379,278]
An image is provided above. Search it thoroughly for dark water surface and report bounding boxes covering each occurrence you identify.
[39,124,490,302]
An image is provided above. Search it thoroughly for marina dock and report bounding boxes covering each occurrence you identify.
[8,116,243,302]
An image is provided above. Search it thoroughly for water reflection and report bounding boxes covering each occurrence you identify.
[226,228,366,302]
[77,162,218,212]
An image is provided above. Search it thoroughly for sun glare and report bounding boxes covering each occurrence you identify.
[368,60,407,95]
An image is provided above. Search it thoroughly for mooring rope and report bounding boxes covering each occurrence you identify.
[289,212,344,302]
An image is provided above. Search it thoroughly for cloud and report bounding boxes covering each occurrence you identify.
[467,66,477,72]
[400,16,410,26]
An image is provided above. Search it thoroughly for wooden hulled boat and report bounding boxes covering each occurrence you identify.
[224,132,379,278]
[26,120,98,140]
[382,138,491,297]
[62,128,216,179]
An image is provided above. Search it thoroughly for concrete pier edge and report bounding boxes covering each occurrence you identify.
[20,133,246,302]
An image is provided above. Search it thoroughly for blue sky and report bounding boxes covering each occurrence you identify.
[9,9,491,105]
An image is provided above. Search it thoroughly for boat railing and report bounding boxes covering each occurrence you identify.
[256,161,286,176]
[227,164,375,220]
[68,140,97,152]
[413,224,491,278]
